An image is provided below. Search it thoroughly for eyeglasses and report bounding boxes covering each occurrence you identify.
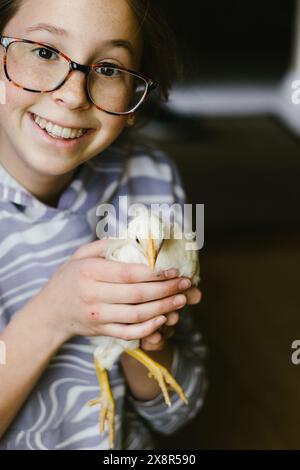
[0,35,159,116]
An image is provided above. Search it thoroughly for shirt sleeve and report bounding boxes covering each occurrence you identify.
[126,152,208,435]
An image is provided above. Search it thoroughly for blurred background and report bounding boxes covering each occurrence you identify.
[136,0,300,450]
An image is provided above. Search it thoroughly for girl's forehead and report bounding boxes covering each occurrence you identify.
[6,0,143,59]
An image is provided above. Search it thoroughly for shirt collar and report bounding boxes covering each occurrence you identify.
[0,139,129,214]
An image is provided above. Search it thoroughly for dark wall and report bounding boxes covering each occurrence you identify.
[157,0,295,82]
[150,115,300,450]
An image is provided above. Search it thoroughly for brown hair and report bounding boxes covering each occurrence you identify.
[0,0,21,34]
[127,0,182,103]
[0,0,182,108]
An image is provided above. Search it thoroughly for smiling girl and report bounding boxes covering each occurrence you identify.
[0,0,206,450]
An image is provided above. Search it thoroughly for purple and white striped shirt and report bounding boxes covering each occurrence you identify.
[0,138,207,450]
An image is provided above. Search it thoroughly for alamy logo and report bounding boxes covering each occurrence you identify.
[0,340,6,365]
[95,198,204,251]
[291,80,300,104]
[291,340,300,365]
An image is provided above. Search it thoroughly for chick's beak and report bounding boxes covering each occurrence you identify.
[146,237,158,271]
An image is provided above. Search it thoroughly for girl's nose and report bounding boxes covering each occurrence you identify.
[51,70,91,111]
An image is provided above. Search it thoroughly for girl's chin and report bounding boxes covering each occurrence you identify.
[26,111,97,150]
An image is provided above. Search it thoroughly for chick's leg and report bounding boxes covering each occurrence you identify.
[88,356,115,449]
[124,348,188,406]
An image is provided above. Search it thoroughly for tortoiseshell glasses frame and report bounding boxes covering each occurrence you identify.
[0,35,159,116]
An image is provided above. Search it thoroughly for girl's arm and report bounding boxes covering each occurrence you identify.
[0,238,187,438]
[0,295,67,438]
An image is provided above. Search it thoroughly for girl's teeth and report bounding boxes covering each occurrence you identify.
[38,118,47,129]
[62,128,72,139]
[45,121,53,133]
[33,114,86,139]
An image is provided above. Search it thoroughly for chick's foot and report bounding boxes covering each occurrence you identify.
[88,356,115,449]
[124,347,188,406]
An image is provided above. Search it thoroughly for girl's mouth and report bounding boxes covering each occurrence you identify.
[27,112,96,148]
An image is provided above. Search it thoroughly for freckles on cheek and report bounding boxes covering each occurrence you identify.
[0,87,35,124]
[6,84,29,105]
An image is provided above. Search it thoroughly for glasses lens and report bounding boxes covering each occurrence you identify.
[6,43,149,113]
[88,65,148,114]
[6,41,69,91]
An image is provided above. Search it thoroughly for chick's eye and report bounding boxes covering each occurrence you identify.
[135,238,140,244]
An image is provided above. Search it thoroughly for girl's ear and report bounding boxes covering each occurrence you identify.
[126,113,136,127]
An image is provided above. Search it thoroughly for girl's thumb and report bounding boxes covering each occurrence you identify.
[72,237,112,260]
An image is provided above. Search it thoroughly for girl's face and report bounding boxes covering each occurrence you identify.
[0,0,142,192]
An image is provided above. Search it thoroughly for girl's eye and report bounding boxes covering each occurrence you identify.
[95,63,121,78]
[32,47,58,61]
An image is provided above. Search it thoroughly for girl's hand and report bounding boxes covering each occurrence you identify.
[35,238,192,343]
[141,287,202,351]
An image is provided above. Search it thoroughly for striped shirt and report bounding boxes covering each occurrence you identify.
[0,137,207,450]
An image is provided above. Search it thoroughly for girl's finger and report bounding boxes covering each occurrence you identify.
[87,294,185,324]
[141,334,165,351]
[80,256,179,284]
[86,277,189,304]
[165,311,179,326]
[71,238,111,260]
[100,315,167,341]
[142,324,175,351]
[142,341,165,351]
[146,332,162,344]
[184,287,202,305]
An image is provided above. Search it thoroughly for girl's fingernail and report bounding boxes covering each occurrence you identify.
[174,295,187,307]
[178,278,191,290]
[156,315,167,324]
[164,268,179,279]
[150,334,161,344]
[167,313,179,325]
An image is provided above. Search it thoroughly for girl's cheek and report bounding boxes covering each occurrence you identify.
[2,85,36,114]
[0,90,35,137]
[0,48,3,75]
[0,57,6,105]
[104,113,127,130]
[99,113,128,141]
